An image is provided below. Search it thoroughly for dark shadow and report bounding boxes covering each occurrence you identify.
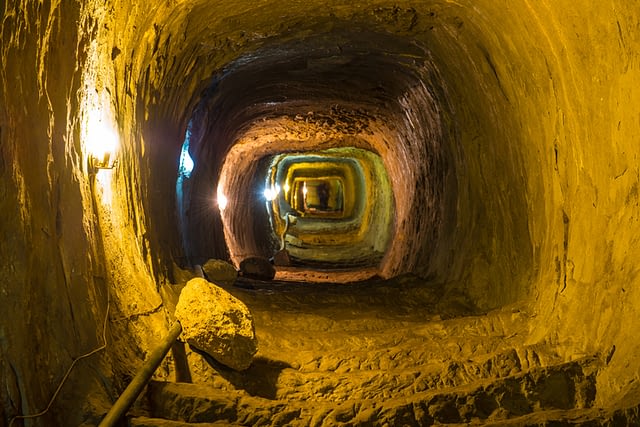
[190,347,291,399]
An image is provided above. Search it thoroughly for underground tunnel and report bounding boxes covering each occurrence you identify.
[1,1,640,426]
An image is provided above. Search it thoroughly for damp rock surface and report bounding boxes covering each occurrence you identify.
[174,278,257,371]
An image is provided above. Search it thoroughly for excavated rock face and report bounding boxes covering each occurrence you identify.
[175,278,257,371]
[1,0,640,425]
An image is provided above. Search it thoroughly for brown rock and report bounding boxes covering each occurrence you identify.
[202,259,238,286]
[175,278,257,371]
[239,256,276,280]
[272,249,291,267]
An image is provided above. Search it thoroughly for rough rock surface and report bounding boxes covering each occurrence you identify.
[136,276,640,426]
[239,257,276,281]
[174,278,257,371]
[202,259,238,286]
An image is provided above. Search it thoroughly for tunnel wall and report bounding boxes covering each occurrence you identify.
[1,0,640,423]
[0,1,175,423]
[0,2,111,423]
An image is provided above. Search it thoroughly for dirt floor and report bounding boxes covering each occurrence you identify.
[129,273,612,426]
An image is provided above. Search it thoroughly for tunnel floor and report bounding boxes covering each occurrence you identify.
[126,274,624,426]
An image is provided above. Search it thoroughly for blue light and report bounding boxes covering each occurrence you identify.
[180,147,194,177]
[179,122,194,178]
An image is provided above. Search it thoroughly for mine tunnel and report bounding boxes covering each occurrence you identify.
[1,1,640,425]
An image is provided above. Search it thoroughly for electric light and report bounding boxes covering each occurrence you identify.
[179,143,194,178]
[217,186,228,210]
[86,109,119,170]
[264,185,280,201]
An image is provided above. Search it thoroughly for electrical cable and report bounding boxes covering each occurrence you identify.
[8,286,110,427]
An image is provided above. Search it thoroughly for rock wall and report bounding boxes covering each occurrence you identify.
[1,0,639,424]
[0,2,110,424]
[0,1,170,424]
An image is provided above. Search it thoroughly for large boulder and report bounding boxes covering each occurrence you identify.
[239,256,276,280]
[175,278,257,371]
[202,259,238,286]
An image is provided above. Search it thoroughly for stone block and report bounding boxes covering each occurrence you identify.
[175,278,257,371]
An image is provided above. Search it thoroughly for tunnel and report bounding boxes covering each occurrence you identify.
[1,1,640,425]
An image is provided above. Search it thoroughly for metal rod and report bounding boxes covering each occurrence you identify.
[98,321,183,427]
[279,214,288,250]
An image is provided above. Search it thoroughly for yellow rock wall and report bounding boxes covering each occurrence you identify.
[1,0,639,422]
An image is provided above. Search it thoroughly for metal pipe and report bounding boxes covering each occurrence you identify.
[98,321,183,427]
[280,213,297,250]
[280,213,290,250]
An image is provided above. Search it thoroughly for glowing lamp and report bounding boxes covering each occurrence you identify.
[90,150,117,170]
[179,144,194,178]
[264,185,280,201]
[217,187,228,210]
[264,188,275,201]
[86,116,119,170]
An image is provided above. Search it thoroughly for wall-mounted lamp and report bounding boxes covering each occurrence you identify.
[89,150,118,170]
[85,109,119,172]
[217,186,228,211]
[264,184,281,201]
